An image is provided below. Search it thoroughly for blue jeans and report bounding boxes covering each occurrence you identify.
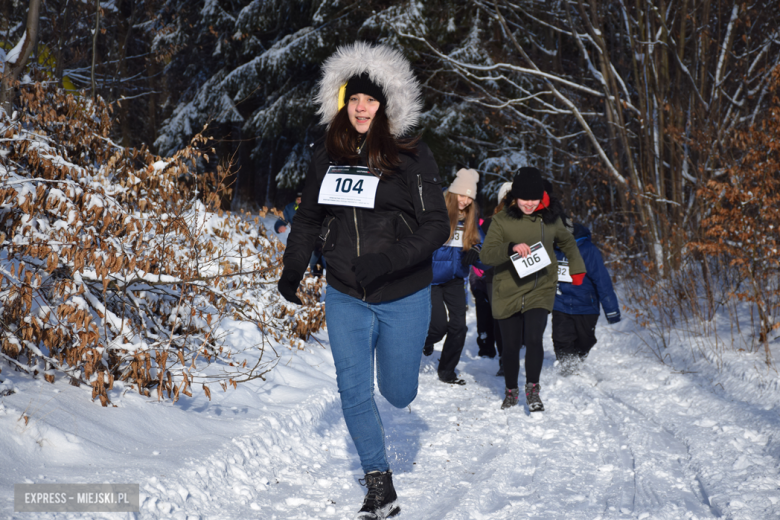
[325,285,431,474]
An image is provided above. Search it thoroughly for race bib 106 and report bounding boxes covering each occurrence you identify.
[318,166,380,208]
[510,242,552,278]
[557,259,572,283]
[444,225,464,248]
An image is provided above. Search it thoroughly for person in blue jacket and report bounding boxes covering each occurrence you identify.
[283,192,302,226]
[423,168,486,385]
[281,192,325,275]
[553,222,620,372]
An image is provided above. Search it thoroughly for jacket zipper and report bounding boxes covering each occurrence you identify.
[320,216,334,244]
[417,174,425,211]
[353,207,361,256]
[399,213,414,234]
[353,207,367,300]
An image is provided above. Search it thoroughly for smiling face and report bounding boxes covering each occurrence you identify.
[347,93,381,134]
[456,194,474,211]
[516,198,541,215]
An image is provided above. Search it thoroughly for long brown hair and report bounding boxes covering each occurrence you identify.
[325,104,419,176]
[494,198,509,215]
[445,191,480,251]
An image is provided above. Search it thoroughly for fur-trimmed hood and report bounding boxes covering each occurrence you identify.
[315,42,422,137]
[504,193,568,225]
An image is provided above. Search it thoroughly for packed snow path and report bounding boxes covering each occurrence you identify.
[3,309,779,519]
[120,324,780,518]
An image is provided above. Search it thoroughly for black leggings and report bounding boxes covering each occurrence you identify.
[497,308,549,388]
[426,278,468,379]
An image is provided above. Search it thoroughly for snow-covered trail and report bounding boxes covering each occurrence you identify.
[120,315,779,519]
[4,306,779,519]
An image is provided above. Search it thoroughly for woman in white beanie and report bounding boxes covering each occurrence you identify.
[278,42,449,518]
[423,168,486,385]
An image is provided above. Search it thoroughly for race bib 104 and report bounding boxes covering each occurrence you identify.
[444,225,464,248]
[557,259,572,283]
[318,166,380,208]
[510,242,552,278]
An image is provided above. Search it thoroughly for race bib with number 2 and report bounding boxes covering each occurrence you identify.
[557,259,572,282]
[318,166,380,208]
[510,242,552,278]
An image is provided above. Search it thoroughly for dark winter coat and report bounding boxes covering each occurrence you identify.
[480,197,586,319]
[431,222,486,285]
[282,140,450,303]
[554,224,620,321]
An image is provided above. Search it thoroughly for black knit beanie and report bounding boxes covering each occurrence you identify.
[343,73,387,106]
[511,167,546,200]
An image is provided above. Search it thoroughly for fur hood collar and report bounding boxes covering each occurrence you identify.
[504,193,568,225]
[315,42,422,137]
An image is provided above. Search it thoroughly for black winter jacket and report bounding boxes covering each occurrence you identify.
[283,141,450,302]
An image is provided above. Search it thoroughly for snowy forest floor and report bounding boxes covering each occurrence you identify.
[1,285,780,519]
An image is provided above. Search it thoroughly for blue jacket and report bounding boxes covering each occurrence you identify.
[283,202,298,225]
[432,222,486,285]
[554,224,620,322]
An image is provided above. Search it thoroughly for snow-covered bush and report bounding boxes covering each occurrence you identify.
[0,82,325,406]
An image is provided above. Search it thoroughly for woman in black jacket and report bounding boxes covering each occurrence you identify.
[278,42,449,519]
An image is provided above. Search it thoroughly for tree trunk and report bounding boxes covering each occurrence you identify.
[54,0,73,82]
[0,0,42,113]
[91,0,101,101]
[116,0,137,147]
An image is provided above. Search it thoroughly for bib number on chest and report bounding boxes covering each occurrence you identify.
[510,242,551,278]
[444,225,464,249]
[557,259,572,283]
[318,166,380,209]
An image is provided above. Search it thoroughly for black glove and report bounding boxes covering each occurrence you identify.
[461,245,482,268]
[607,313,621,325]
[353,253,392,288]
[278,269,303,305]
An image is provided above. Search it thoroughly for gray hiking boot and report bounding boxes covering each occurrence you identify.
[501,387,520,409]
[525,382,544,412]
[357,470,400,519]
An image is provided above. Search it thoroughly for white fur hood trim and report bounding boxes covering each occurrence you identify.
[316,42,422,137]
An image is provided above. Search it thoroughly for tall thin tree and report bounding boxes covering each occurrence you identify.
[0,0,42,113]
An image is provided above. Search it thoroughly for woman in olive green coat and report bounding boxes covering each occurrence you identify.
[480,167,586,411]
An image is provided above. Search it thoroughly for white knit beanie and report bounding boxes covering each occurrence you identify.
[497,181,512,202]
[448,168,479,198]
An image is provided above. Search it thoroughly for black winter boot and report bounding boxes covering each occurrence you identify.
[477,334,496,358]
[357,470,400,519]
[438,372,466,385]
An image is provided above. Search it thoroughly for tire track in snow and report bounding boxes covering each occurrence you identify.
[548,358,720,519]
[581,350,780,520]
